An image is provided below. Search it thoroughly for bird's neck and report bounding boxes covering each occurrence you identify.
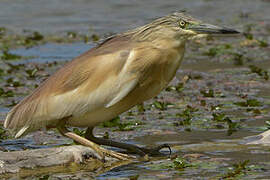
[130,26,187,50]
[151,36,186,52]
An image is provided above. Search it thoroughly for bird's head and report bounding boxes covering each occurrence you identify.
[132,12,239,42]
[171,12,239,35]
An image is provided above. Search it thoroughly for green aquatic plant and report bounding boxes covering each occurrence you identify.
[243,24,253,40]
[249,65,269,80]
[257,39,268,47]
[25,31,44,43]
[222,160,250,179]
[153,100,169,110]
[0,27,6,37]
[231,52,244,66]
[226,117,241,135]
[101,116,143,131]
[234,98,262,107]
[212,112,226,122]
[103,131,109,139]
[6,77,24,87]
[165,82,185,93]
[137,103,145,113]
[0,68,4,77]
[0,88,15,97]
[203,44,232,57]
[265,120,270,129]
[1,48,22,60]
[72,128,86,137]
[174,105,198,126]
[101,116,121,127]
[91,34,100,42]
[67,31,77,39]
[173,157,192,169]
[200,89,214,97]
[0,126,10,140]
[25,68,38,78]
[212,113,240,135]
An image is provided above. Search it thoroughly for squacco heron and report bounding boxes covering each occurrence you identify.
[4,12,239,160]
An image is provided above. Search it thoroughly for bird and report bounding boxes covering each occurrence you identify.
[4,12,239,161]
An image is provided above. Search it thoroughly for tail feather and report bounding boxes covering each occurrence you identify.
[4,105,19,129]
[14,125,30,138]
[4,104,30,138]
[4,95,39,138]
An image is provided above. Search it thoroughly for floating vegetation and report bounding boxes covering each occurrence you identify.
[0,48,22,60]
[203,44,232,57]
[172,157,192,170]
[72,128,86,137]
[6,77,24,87]
[0,26,102,51]
[166,82,185,93]
[246,108,261,114]
[212,113,240,135]
[103,131,109,139]
[5,99,18,107]
[212,112,226,122]
[0,68,4,77]
[25,68,38,78]
[221,160,250,179]
[6,62,25,72]
[249,65,269,80]
[226,117,241,135]
[101,116,121,128]
[175,82,185,92]
[136,103,145,113]
[0,126,10,140]
[234,98,262,107]
[200,89,214,97]
[210,104,223,111]
[174,105,198,126]
[200,100,206,106]
[116,121,141,131]
[231,52,244,66]
[91,34,100,42]
[26,31,44,41]
[0,88,15,97]
[265,120,270,129]
[152,100,169,111]
[148,156,193,171]
[66,31,77,39]
[257,39,268,47]
[101,116,143,131]
[243,24,253,40]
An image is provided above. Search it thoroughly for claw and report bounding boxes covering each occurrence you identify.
[138,143,172,156]
[155,143,172,155]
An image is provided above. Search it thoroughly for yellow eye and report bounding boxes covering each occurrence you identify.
[179,20,186,28]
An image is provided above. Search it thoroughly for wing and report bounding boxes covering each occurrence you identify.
[5,36,161,138]
[4,46,141,138]
[105,78,138,108]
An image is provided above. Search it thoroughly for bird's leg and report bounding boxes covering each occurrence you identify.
[57,125,131,161]
[85,127,171,156]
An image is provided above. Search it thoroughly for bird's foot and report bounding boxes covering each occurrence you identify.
[57,125,132,162]
[97,145,133,161]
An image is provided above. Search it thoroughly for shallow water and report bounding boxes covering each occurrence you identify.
[1,0,270,179]
[0,0,269,34]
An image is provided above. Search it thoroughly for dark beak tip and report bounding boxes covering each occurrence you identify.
[221,28,240,34]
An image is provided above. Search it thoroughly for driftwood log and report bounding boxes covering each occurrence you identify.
[0,145,132,178]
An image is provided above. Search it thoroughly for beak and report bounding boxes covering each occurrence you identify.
[188,23,240,34]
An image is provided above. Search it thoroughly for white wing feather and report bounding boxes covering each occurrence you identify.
[105,79,138,108]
